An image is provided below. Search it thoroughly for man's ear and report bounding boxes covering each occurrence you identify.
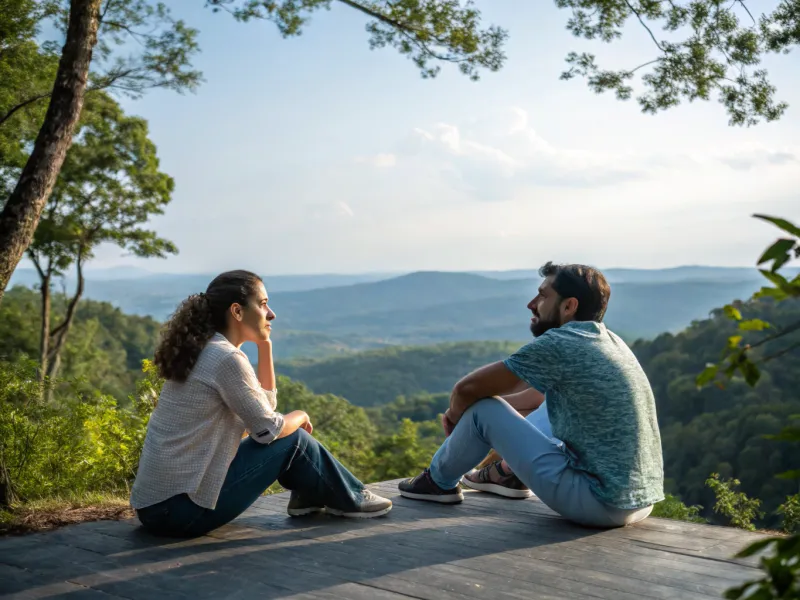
[561,297,579,320]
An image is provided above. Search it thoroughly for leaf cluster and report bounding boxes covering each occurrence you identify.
[557,0,798,125]
[207,0,507,80]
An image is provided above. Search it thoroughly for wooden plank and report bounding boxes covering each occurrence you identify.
[369,480,760,555]
[43,527,154,556]
[370,479,762,547]
[1,580,133,599]
[320,516,731,600]
[218,527,586,600]
[243,492,759,583]
[0,480,769,600]
[0,562,38,595]
[234,504,736,591]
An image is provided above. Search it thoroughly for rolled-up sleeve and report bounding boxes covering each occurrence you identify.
[215,352,285,444]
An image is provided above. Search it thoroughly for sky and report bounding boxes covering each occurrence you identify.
[44,1,800,275]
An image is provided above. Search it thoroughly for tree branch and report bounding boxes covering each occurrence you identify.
[46,248,85,379]
[101,20,154,45]
[748,319,800,352]
[628,58,661,74]
[736,0,756,25]
[28,251,46,281]
[759,340,800,364]
[100,0,117,21]
[87,68,142,92]
[336,0,429,36]
[0,93,52,128]
[623,0,666,52]
[395,27,464,63]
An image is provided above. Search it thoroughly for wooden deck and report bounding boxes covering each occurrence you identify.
[0,480,772,599]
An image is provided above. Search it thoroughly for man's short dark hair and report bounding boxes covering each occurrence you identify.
[539,262,610,322]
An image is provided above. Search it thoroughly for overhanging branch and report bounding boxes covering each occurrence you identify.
[0,94,52,128]
[336,0,428,36]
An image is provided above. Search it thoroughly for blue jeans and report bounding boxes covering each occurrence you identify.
[136,429,365,537]
[429,398,653,528]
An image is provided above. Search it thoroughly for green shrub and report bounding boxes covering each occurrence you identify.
[0,358,155,503]
[706,473,764,531]
[651,494,706,523]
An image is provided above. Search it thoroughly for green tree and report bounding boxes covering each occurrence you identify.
[0,286,163,398]
[698,217,800,388]
[0,0,59,200]
[0,0,507,305]
[371,419,439,481]
[26,92,176,383]
[555,0,799,126]
[0,0,199,307]
[693,220,800,599]
[276,375,379,478]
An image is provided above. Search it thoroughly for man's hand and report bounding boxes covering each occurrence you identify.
[442,411,456,437]
[301,418,314,435]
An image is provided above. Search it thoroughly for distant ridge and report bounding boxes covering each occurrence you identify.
[472,265,799,283]
[7,266,793,356]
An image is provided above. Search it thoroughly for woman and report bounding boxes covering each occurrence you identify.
[130,270,392,537]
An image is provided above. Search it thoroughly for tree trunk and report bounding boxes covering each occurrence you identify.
[38,272,52,382]
[0,458,18,509]
[29,252,52,382]
[0,0,102,306]
[46,252,84,384]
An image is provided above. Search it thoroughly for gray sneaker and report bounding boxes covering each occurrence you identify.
[287,491,326,517]
[326,489,393,518]
[462,461,533,499]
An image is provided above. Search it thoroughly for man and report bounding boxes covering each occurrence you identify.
[398,262,664,528]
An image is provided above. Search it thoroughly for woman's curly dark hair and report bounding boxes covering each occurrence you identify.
[154,270,263,381]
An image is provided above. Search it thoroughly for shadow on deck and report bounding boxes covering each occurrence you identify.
[0,480,771,599]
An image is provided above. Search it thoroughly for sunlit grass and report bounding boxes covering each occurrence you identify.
[0,490,132,536]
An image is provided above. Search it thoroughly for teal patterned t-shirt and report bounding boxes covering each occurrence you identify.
[503,321,664,509]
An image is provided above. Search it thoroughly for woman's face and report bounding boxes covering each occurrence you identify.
[238,281,276,343]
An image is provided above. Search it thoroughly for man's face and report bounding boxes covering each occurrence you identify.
[527,277,563,337]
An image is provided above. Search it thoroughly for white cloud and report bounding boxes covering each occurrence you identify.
[363,108,799,201]
[355,153,396,168]
[336,201,355,217]
[716,147,797,170]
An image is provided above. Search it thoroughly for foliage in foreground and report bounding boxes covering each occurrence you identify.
[651,494,706,524]
[698,215,800,600]
[0,354,443,530]
[0,358,157,506]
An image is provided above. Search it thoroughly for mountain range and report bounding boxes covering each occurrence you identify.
[9,265,791,359]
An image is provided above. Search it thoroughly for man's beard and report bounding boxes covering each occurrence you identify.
[530,313,561,337]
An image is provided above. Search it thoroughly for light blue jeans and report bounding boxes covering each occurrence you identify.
[429,398,653,528]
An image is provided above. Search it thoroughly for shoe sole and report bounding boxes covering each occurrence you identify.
[461,478,533,499]
[287,506,325,517]
[326,505,393,518]
[399,490,464,503]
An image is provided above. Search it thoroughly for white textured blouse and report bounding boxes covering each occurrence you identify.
[130,333,284,510]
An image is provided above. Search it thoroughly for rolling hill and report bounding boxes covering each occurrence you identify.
[9,266,790,358]
[277,341,521,406]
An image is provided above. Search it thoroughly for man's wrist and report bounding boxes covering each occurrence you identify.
[445,407,460,423]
